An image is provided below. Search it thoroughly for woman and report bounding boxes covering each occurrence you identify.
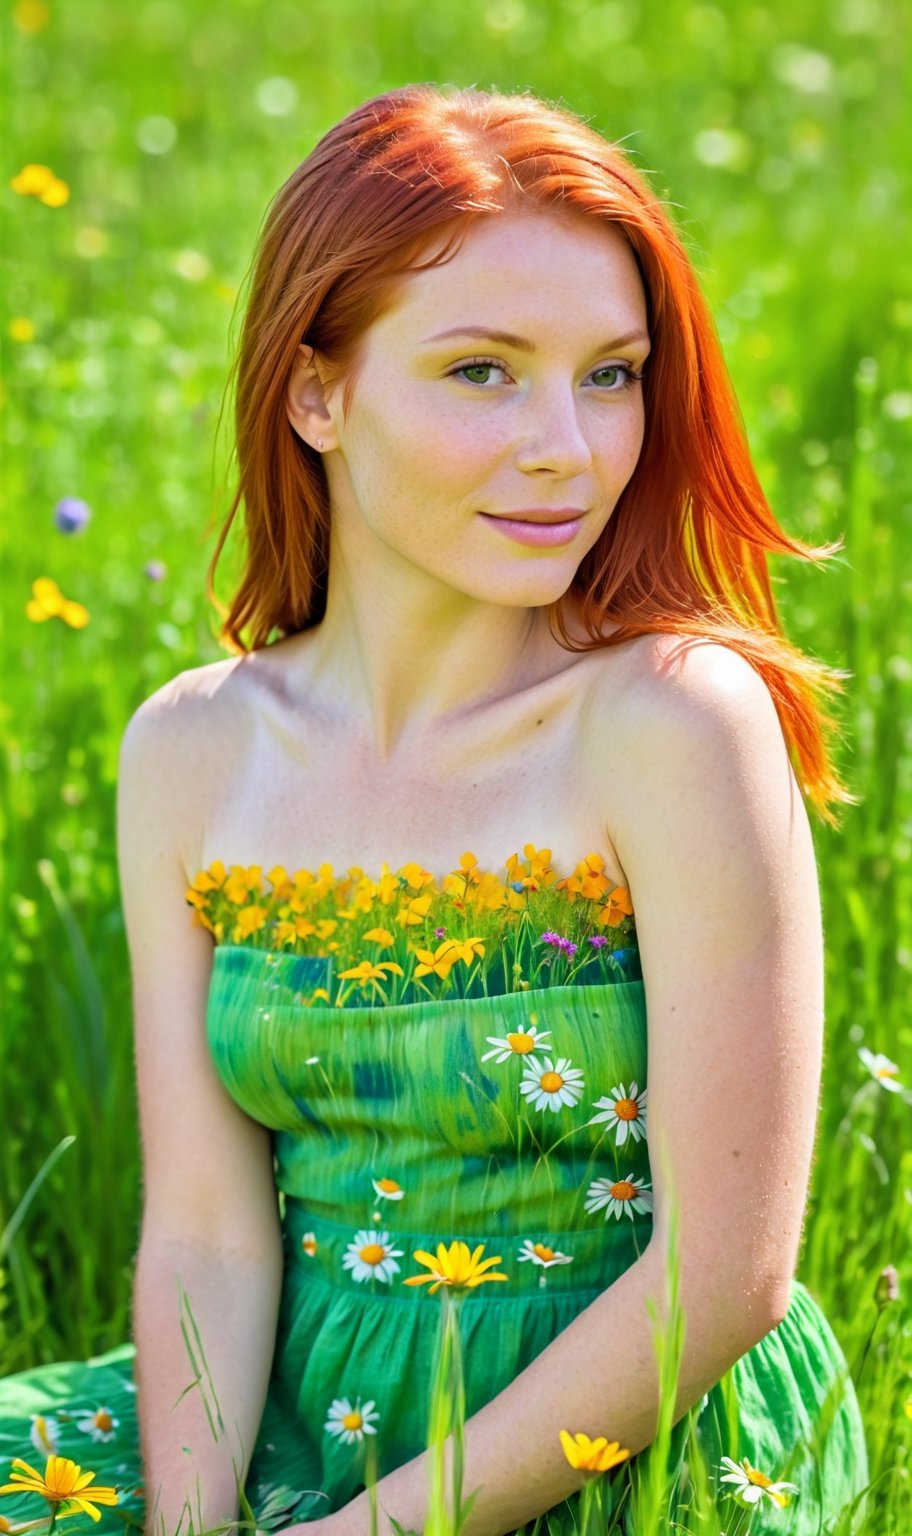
[0,85,868,1536]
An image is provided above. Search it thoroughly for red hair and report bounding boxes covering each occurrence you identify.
[208,84,855,825]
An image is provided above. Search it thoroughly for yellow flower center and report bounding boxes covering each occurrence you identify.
[540,1071,564,1092]
[341,1411,363,1431]
[377,1178,401,1193]
[610,1180,636,1201]
[533,1243,555,1261]
[95,1410,113,1431]
[507,1031,536,1053]
[614,1097,639,1120]
[746,1466,773,1487]
[359,1243,386,1265]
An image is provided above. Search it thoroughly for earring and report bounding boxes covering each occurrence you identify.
[315,437,324,451]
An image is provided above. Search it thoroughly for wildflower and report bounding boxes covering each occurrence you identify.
[25,577,89,628]
[9,318,36,343]
[0,1456,118,1523]
[144,559,166,580]
[875,1265,900,1308]
[372,1177,404,1201]
[481,1023,553,1063]
[412,940,460,980]
[396,893,433,926]
[342,1230,404,1284]
[559,1432,630,1473]
[9,164,70,205]
[718,1455,798,1509]
[519,1056,585,1113]
[14,2,52,36]
[858,1047,903,1092]
[587,934,608,949]
[451,936,486,964]
[584,1175,654,1221]
[324,1397,379,1445]
[338,960,404,985]
[517,1240,573,1269]
[363,927,395,946]
[540,931,560,946]
[53,498,91,534]
[28,1418,58,1458]
[301,1232,318,1256]
[399,861,435,891]
[596,886,635,928]
[233,905,267,939]
[404,1240,508,1294]
[588,1082,648,1146]
[434,926,447,938]
[74,1408,119,1444]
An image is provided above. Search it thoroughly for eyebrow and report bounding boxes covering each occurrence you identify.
[421,326,651,352]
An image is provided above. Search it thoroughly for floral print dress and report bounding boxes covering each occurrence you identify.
[0,850,868,1534]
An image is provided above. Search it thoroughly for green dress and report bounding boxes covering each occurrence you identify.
[0,863,869,1536]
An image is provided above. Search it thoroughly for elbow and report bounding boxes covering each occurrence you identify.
[729,1271,795,1353]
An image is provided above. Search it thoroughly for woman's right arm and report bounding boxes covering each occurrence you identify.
[117,680,284,1536]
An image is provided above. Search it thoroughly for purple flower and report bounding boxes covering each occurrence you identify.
[54,497,91,534]
[587,934,608,949]
[540,931,560,947]
[434,926,446,939]
[556,938,578,959]
[144,559,167,581]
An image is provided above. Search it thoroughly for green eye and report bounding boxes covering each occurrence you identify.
[592,366,622,387]
[461,363,495,384]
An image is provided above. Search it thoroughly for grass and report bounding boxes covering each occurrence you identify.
[1,0,910,1530]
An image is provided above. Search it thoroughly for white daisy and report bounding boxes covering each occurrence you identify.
[342,1229,404,1283]
[588,1082,647,1145]
[30,1414,60,1456]
[324,1395,380,1445]
[301,1231,318,1256]
[719,1454,798,1508]
[481,1024,553,1063]
[517,1239,573,1269]
[75,1406,120,1443]
[371,1176,405,1201]
[858,1047,904,1093]
[584,1174,654,1221]
[519,1056,584,1113]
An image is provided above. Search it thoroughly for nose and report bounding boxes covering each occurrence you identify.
[513,383,594,477]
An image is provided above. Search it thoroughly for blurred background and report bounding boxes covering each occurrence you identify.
[2,0,910,1517]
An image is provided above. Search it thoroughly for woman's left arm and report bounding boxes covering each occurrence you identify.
[304,642,825,1536]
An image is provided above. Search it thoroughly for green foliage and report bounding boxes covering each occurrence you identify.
[1,0,910,1530]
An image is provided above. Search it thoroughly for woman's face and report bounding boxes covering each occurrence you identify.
[311,209,651,611]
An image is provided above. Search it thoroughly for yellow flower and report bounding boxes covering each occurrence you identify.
[14,1,52,35]
[403,1240,508,1295]
[364,927,395,947]
[559,1432,630,1474]
[413,941,460,979]
[337,960,404,984]
[25,578,89,627]
[396,893,433,927]
[9,319,36,343]
[10,164,54,195]
[234,905,267,939]
[0,1455,118,1523]
[596,885,634,928]
[224,865,263,904]
[399,861,435,891]
[376,871,400,906]
[452,936,485,964]
[266,866,294,900]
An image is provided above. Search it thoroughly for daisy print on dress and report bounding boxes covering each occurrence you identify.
[372,1176,405,1201]
[517,1239,573,1269]
[481,1022,553,1064]
[519,1056,585,1113]
[301,1231,318,1256]
[324,1396,380,1445]
[75,1407,120,1443]
[588,1082,648,1146]
[342,1230,404,1283]
[584,1174,654,1221]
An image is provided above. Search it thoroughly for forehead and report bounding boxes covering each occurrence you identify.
[373,211,648,337]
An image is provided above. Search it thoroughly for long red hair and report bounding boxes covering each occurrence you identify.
[208,83,855,825]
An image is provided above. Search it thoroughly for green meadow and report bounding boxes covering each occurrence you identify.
[1,0,910,1529]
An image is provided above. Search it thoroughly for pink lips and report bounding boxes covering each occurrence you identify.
[479,509,586,548]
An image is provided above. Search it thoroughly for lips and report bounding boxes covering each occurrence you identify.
[487,509,587,524]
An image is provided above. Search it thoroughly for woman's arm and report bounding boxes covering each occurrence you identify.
[319,640,825,1536]
[119,684,284,1536]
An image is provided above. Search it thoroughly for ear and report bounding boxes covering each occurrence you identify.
[286,343,339,451]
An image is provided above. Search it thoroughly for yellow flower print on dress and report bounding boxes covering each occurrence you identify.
[517,1240,573,1269]
[324,1397,379,1445]
[585,1174,654,1221]
[519,1057,585,1113]
[342,1230,405,1284]
[481,1023,553,1063]
[372,1177,404,1201]
[404,1241,508,1294]
[588,1082,648,1146]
